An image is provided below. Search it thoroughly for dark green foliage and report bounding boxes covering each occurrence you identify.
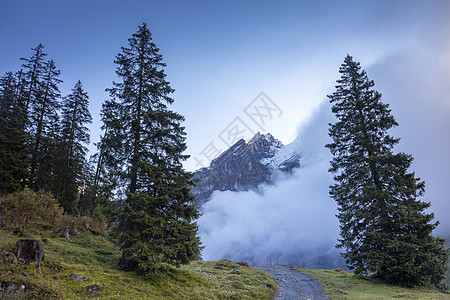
[1,44,95,217]
[100,23,201,273]
[18,45,63,192]
[28,59,62,190]
[54,80,92,213]
[86,100,125,221]
[326,55,448,286]
[20,44,47,117]
[77,160,98,215]
[0,72,29,194]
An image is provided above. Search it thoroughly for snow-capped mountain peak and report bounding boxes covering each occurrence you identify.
[192,132,301,205]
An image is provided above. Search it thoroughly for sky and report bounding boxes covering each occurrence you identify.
[1,0,450,258]
[1,1,448,169]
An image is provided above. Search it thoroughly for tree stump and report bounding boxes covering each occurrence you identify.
[82,220,90,231]
[69,224,79,237]
[59,226,73,242]
[14,239,45,274]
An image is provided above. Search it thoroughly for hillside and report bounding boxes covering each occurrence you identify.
[0,228,277,299]
[0,190,276,299]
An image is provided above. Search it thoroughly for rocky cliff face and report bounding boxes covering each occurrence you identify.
[192,133,300,205]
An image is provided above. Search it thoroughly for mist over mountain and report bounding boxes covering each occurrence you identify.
[197,102,345,268]
[192,132,300,205]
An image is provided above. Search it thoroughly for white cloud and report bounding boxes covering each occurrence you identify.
[198,102,344,267]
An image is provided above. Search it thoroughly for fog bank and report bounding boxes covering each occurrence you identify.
[198,102,343,268]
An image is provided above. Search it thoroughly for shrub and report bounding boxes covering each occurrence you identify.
[0,188,63,229]
[0,189,108,236]
[54,214,107,236]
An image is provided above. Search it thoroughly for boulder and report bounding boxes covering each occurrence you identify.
[86,284,102,298]
[14,239,45,274]
[69,273,90,282]
[0,280,26,298]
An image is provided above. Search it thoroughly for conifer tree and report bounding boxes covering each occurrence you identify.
[83,101,122,221]
[0,72,29,194]
[29,59,62,190]
[77,160,97,215]
[55,80,92,213]
[326,55,448,286]
[20,44,47,117]
[101,23,201,273]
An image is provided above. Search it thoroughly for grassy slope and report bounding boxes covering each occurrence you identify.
[295,267,450,300]
[0,228,277,299]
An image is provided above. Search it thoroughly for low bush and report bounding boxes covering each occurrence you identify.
[0,189,107,235]
[0,188,62,229]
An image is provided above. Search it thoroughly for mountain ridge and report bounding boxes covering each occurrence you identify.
[191,132,301,205]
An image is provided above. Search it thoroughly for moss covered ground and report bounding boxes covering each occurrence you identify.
[0,228,276,299]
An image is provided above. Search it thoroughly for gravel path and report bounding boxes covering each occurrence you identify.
[257,265,328,300]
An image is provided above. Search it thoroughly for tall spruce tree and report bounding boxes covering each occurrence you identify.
[0,44,48,194]
[55,80,92,213]
[29,59,62,190]
[326,55,448,286]
[20,44,47,118]
[86,100,120,217]
[0,72,29,194]
[101,23,201,273]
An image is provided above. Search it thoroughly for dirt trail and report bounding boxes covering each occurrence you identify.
[257,265,328,300]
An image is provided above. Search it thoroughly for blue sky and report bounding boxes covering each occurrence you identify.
[1,1,449,202]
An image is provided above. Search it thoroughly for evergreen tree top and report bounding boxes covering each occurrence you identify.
[109,22,174,109]
[327,55,399,162]
[20,44,47,66]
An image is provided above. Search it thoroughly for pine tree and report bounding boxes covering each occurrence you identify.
[101,23,201,273]
[0,72,29,194]
[326,55,448,286]
[29,59,62,190]
[77,159,97,215]
[20,44,47,117]
[55,80,92,213]
[0,44,49,195]
[80,101,123,221]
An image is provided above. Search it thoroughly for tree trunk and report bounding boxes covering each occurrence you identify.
[59,226,73,242]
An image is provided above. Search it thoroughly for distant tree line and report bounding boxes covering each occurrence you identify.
[0,23,201,273]
[0,44,92,214]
